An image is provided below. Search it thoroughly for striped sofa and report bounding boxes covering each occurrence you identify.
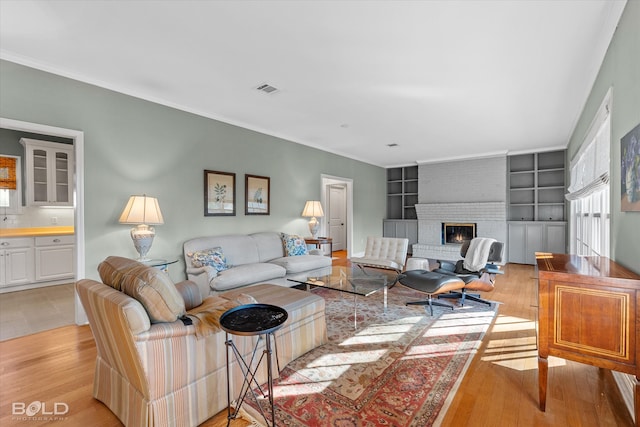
[77,258,327,427]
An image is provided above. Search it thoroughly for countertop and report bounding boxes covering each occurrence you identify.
[0,226,75,238]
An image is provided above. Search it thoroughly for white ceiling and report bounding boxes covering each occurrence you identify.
[0,0,627,167]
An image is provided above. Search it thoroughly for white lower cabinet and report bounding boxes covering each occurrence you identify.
[0,235,74,291]
[0,238,35,288]
[35,235,75,282]
[508,221,566,264]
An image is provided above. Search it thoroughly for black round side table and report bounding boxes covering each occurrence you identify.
[220,303,288,427]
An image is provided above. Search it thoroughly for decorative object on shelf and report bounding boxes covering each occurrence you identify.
[302,200,324,238]
[119,195,164,261]
[204,170,236,216]
[621,123,640,211]
[245,174,270,215]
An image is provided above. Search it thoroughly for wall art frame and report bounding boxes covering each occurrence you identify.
[204,170,236,216]
[621,122,640,212]
[245,174,270,215]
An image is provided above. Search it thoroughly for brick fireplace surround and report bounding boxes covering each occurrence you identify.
[413,202,507,262]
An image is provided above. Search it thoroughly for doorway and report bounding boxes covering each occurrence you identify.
[321,175,353,258]
[0,117,86,329]
[327,185,347,251]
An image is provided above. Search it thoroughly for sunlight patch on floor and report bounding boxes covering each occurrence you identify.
[338,316,421,345]
[305,349,388,369]
[404,341,482,359]
[479,315,566,371]
[273,380,333,397]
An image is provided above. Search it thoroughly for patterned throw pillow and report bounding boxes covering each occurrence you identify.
[188,247,231,271]
[281,233,309,256]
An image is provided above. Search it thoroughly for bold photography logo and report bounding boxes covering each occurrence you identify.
[12,401,69,420]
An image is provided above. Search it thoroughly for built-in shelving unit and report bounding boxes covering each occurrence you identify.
[508,150,566,221]
[384,165,418,253]
[386,166,418,220]
[508,150,567,264]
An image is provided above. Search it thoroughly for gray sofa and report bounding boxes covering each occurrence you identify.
[183,231,332,296]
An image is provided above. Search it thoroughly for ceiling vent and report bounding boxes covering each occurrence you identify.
[256,83,278,94]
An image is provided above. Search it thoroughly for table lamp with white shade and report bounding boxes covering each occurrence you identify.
[301,200,324,239]
[119,195,164,261]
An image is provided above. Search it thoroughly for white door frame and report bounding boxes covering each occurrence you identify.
[321,174,353,258]
[0,117,86,325]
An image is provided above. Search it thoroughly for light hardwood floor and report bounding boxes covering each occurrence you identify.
[0,253,633,426]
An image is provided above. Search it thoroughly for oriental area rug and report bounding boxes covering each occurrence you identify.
[245,284,498,426]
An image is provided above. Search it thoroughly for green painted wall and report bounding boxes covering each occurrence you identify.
[0,60,386,281]
[566,0,640,273]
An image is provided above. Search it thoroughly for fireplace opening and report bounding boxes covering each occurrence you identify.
[442,223,476,244]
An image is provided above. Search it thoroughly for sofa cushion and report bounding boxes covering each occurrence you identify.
[98,256,186,323]
[280,233,308,256]
[210,262,287,292]
[269,254,332,274]
[187,247,231,271]
[251,232,286,262]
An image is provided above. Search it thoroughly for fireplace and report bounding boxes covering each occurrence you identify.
[442,223,476,244]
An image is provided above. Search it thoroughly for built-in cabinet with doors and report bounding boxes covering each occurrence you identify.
[0,235,74,292]
[20,138,74,206]
[383,166,418,253]
[507,150,567,264]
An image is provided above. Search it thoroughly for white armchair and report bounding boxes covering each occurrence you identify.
[350,236,409,273]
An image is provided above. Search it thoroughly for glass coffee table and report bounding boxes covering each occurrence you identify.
[288,266,399,329]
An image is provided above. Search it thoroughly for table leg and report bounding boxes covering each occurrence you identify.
[226,333,232,426]
[383,284,388,312]
[538,356,548,411]
[266,333,275,426]
[353,293,358,329]
[635,375,639,427]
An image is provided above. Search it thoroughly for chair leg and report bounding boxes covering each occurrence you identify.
[461,293,492,306]
[438,290,492,306]
[407,295,454,316]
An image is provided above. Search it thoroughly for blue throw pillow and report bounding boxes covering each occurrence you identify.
[188,247,231,271]
[281,233,309,256]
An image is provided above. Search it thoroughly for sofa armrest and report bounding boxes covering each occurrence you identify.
[481,264,504,275]
[186,265,218,278]
[175,280,203,310]
[437,260,457,272]
[134,321,196,341]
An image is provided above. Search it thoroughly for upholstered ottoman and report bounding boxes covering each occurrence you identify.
[222,283,328,365]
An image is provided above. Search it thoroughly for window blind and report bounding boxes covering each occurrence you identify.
[566,94,611,200]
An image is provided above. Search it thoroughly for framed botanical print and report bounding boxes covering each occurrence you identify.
[245,174,270,215]
[204,170,235,216]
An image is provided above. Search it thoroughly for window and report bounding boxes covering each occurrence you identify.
[573,187,610,256]
[567,90,611,257]
[0,155,21,214]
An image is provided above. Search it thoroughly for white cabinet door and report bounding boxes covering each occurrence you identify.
[508,223,526,264]
[1,247,34,287]
[545,223,567,254]
[35,235,75,282]
[525,223,545,265]
[20,138,74,206]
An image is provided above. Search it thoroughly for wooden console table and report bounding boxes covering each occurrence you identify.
[536,253,640,425]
